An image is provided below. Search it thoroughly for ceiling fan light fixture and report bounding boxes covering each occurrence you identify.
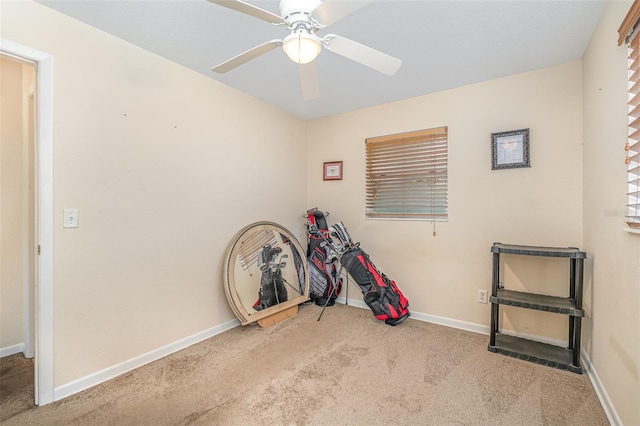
[283,32,321,64]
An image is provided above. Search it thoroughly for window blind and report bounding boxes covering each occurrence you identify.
[627,32,640,227]
[622,3,640,228]
[237,230,277,270]
[365,126,448,220]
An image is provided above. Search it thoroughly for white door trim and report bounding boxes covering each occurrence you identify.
[1,38,54,406]
[23,74,36,360]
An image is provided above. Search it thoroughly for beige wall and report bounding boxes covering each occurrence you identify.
[307,61,584,341]
[2,1,637,422]
[582,1,640,424]
[1,1,308,386]
[0,57,25,351]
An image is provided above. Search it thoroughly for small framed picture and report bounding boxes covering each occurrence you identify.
[491,128,530,170]
[323,161,343,180]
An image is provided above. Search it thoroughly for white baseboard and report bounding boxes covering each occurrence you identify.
[410,310,491,335]
[335,296,490,335]
[0,343,25,358]
[337,297,570,346]
[334,296,366,309]
[336,297,619,425]
[581,349,622,426]
[53,318,239,401]
[497,329,567,348]
[51,300,621,426]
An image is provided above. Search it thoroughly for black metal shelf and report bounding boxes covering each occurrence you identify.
[488,333,582,374]
[488,242,585,374]
[491,289,584,317]
[491,243,586,259]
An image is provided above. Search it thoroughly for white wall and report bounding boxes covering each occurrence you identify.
[0,57,25,354]
[307,61,584,341]
[582,1,640,424]
[1,1,308,388]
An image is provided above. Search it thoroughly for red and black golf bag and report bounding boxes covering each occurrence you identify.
[340,247,410,326]
[306,209,410,325]
[306,208,342,307]
[326,220,410,326]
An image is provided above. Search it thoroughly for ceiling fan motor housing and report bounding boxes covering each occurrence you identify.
[280,0,323,64]
[279,0,322,26]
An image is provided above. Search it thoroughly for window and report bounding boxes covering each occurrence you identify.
[620,1,640,228]
[365,126,448,220]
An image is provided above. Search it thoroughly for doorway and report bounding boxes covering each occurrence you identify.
[0,52,36,419]
[0,39,54,407]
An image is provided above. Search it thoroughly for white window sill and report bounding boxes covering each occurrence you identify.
[623,226,640,235]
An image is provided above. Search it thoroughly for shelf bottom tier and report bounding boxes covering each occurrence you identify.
[488,333,582,374]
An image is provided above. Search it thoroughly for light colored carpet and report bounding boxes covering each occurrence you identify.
[2,303,609,425]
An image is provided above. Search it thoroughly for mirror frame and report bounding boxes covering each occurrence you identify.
[223,221,310,325]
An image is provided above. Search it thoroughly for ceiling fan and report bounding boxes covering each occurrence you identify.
[207,0,402,99]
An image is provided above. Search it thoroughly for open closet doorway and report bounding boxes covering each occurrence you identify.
[0,39,54,409]
[0,52,37,419]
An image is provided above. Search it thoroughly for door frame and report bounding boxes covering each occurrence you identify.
[1,38,54,406]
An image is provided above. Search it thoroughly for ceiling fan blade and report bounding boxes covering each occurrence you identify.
[323,34,401,76]
[311,0,373,27]
[207,0,285,25]
[300,62,320,100]
[211,40,282,73]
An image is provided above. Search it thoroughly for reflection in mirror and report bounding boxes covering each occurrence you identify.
[224,222,309,325]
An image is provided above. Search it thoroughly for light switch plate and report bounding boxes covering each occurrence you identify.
[63,209,79,228]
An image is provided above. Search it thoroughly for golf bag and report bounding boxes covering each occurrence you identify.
[253,244,288,311]
[306,208,342,307]
[340,247,410,325]
[281,233,306,295]
[329,221,410,326]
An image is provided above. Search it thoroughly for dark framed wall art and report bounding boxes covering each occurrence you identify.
[323,161,343,180]
[491,128,530,170]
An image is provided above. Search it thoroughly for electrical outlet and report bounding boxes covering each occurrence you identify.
[477,289,488,304]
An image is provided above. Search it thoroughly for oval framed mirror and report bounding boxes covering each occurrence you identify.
[223,221,310,325]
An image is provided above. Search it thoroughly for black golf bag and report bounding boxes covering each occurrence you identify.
[340,247,410,326]
[253,244,288,311]
[325,220,410,326]
[281,233,306,295]
[305,208,342,306]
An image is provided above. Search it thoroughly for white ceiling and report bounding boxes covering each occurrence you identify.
[37,0,606,120]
